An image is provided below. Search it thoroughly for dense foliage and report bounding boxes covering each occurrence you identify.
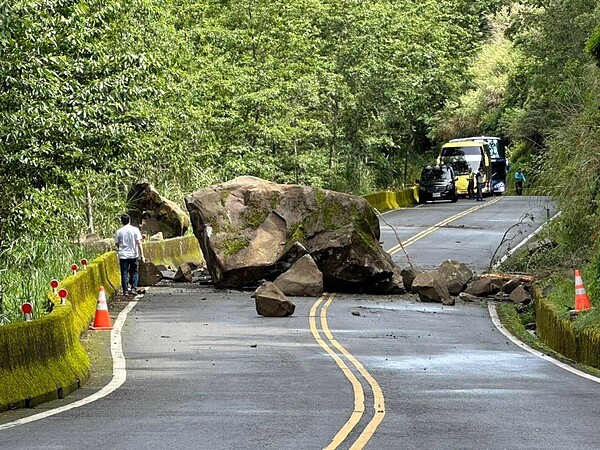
[0,0,504,321]
[431,1,600,271]
[0,0,502,247]
[7,0,600,320]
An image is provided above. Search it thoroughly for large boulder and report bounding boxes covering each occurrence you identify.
[411,271,452,304]
[254,282,296,317]
[127,182,190,238]
[437,260,473,295]
[274,254,323,297]
[185,176,396,291]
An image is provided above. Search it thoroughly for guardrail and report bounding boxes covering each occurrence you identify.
[0,235,203,412]
[535,293,600,370]
[363,187,419,212]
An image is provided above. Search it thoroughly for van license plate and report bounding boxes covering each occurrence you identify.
[432,193,441,198]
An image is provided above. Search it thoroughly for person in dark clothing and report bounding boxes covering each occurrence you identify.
[515,168,526,195]
[475,168,484,201]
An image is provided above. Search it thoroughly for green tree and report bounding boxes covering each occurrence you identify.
[0,0,166,244]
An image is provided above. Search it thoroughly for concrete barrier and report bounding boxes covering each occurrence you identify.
[0,252,120,411]
[363,187,418,212]
[142,235,204,268]
[0,234,204,412]
[535,291,600,369]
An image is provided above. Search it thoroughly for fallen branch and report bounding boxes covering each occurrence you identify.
[480,272,536,283]
[375,208,413,270]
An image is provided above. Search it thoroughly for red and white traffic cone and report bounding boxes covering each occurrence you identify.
[90,286,113,330]
[574,269,592,312]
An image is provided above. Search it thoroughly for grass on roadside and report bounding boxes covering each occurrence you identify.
[496,301,600,378]
[0,239,101,325]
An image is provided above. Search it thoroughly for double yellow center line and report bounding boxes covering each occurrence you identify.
[310,294,385,449]
[387,197,501,255]
[312,197,500,447]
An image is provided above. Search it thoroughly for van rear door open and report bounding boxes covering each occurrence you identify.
[438,141,491,195]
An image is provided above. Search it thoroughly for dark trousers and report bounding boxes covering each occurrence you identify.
[119,258,139,293]
[467,180,474,198]
[476,183,483,200]
[516,180,524,195]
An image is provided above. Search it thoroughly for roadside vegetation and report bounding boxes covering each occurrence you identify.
[2,0,600,324]
[431,2,600,334]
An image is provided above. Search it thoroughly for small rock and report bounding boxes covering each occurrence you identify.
[501,278,521,294]
[254,282,295,317]
[174,262,194,282]
[273,254,323,297]
[412,270,451,303]
[509,285,532,304]
[458,292,483,303]
[465,278,500,297]
[400,267,423,292]
[437,260,473,295]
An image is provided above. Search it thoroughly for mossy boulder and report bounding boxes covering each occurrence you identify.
[185,176,396,292]
[127,182,190,238]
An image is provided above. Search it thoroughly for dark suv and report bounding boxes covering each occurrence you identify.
[417,164,458,204]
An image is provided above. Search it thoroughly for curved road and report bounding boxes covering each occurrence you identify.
[381,195,557,271]
[2,195,600,449]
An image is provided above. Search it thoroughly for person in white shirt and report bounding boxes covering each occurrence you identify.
[114,214,145,295]
[475,167,486,201]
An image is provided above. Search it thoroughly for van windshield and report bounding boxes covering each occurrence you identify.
[421,167,452,183]
[441,146,482,157]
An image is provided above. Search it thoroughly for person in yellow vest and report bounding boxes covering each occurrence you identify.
[467,167,475,199]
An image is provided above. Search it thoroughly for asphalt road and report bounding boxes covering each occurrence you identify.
[381,195,557,272]
[3,195,600,450]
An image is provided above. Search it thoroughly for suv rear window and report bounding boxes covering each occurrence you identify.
[421,166,452,183]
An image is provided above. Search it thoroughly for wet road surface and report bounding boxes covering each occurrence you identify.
[4,195,599,450]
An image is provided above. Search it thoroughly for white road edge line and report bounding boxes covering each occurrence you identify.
[492,211,562,270]
[0,300,137,431]
[488,303,600,384]
[489,209,600,383]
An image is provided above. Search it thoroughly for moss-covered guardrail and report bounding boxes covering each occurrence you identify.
[363,186,419,212]
[142,235,204,268]
[0,252,120,411]
[535,293,600,369]
[0,234,203,412]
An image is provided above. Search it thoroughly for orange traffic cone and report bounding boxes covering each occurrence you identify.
[90,286,113,330]
[574,269,592,312]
